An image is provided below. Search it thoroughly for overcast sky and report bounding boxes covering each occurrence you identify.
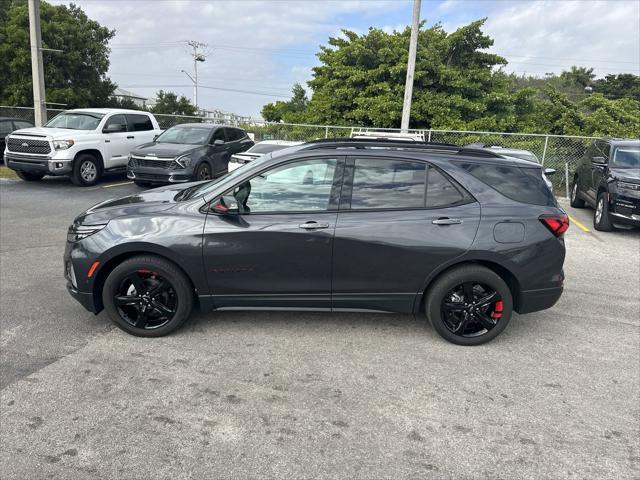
[49,0,640,118]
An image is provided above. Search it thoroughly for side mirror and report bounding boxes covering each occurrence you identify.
[212,195,239,214]
[592,156,606,166]
[544,168,556,176]
[213,139,224,146]
[103,123,126,133]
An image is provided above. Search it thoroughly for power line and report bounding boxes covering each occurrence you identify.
[120,84,291,98]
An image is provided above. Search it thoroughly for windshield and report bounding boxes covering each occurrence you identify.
[612,147,640,169]
[156,126,211,145]
[248,143,295,154]
[45,112,104,130]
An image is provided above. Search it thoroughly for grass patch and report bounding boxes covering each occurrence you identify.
[0,166,18,179]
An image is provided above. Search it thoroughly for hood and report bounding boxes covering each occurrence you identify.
[11,127,95,138]
[131,142,200,157]
[74,182,205,225]
[611,168,640,183]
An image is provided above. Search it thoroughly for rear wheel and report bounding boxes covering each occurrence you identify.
[425,265,513,346]
[16,171,44,181]
[71,153,102,187]
[102,256,194,337]
[570,179,585,208]
[594,192,614,231]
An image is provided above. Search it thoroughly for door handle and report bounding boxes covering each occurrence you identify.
[127,135,135,139]
[298,221,330,230]
[432,218,463,225]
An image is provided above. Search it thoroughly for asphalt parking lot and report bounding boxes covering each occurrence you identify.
[1,176,639,479]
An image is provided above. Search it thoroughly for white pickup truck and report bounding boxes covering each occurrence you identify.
[3,108,162,186]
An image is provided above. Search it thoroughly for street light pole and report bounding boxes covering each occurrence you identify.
[401,0,421,133]
[28,0,47,126]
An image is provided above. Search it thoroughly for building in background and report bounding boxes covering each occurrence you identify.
[112,87,150,109]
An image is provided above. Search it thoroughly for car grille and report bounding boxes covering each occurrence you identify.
[7,136,51,155]
[134,173,172,182]
[129,156,178,170]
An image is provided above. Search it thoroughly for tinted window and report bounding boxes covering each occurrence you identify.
[103,114,127,132]
[211,128,225,143]
[126,114,153,131]
[0,120,12,135]
[229,158,337,213]
[460,162,554,206]
[426,166,466,208]
[13,121,33,130]
[350,158,426,209]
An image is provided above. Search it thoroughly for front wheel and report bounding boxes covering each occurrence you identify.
[71,154,102,186]
[425,265,513,346]
[594,192,614,231]
[102,255,194,337]
[195,162,212,181]
[16,171,44,182]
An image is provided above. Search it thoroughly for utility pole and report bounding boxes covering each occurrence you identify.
[186,40,207,111]
[401,0,421,132]
[28,0,47,126]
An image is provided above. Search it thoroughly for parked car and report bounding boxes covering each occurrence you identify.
[470,145,556,191]
[4,109,162,186]
[229,140,303,171]
[65,138,567,346]
[127,124,253,187]
[570,138,640,231]
[350,128,425,142]
[1,117,34,163]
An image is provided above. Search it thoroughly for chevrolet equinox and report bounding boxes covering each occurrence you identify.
[65,139,567,345]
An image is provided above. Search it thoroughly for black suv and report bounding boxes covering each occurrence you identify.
[127,124,253,186]
[571,139,640,231]
[65,139,567,346]
[0,117,34,162]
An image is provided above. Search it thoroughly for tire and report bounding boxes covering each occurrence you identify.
[134,180,153,188]
[425,265,513,346]
[16,171,44,182]
[195,162,212,181]
[102,255,194,337]
[594,192,614,232]
[71,153,102,187]
[570,178,585,208]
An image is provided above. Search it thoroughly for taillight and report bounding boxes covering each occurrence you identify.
[539,214,569,237]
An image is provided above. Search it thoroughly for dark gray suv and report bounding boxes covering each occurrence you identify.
[127,124,253,186]
[65,139,567,345]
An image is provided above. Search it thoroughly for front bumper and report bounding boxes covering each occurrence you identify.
[127,166,192,184]
[609,191,640,227]
[5,152,72,175]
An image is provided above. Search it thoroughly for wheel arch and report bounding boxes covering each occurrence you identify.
[90,246,203,313]
[414,259,521,314]
[74,149,104,168]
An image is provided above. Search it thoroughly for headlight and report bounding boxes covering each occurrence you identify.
[53,139,75,150]
[174,155,192,168]
[67,223,107,242]
[617,181,640,192]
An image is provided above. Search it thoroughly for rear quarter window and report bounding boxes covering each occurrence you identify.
[459,162,555,206]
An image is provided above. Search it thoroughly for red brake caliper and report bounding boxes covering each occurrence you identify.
[491,301,504,319]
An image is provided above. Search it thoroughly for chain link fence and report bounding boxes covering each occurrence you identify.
[1,105,599,197]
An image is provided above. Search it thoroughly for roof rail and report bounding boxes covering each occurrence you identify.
[302,137,505,158]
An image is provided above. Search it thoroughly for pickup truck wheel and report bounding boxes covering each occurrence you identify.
[16,171,44,181]
[594,192,614,231]
[71,154,102,187]
[570,179,585,208]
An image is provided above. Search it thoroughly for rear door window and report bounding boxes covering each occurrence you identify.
[210,128,226,143]
[126,114,153,131]
[349,158,426,209]
[426,166,467,208]
[226,128,243,142]
[460,162,554,206]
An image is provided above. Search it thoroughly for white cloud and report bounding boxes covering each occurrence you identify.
[483,0,640,78]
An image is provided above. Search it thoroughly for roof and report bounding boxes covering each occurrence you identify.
[608,139,640,147]
[257,140,303,145]
[66,108,154,115]
[112,87,148,100]
[0,117,32,122]
[166,123,220,129]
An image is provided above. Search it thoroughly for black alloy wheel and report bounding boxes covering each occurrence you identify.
[114,270,177,330]
[103,255,194,336]
[425,265,513,346]
[196,162,212,181]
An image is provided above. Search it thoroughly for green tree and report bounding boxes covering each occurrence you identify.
[149,90,197,116]
[0,1,116,107]
[560,66,596,88]
[261,83,309,122]
[592,74,640,100]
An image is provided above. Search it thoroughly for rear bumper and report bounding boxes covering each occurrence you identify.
[517,285,563,314]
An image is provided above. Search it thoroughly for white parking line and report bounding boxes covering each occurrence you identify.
[102,181,134,188]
